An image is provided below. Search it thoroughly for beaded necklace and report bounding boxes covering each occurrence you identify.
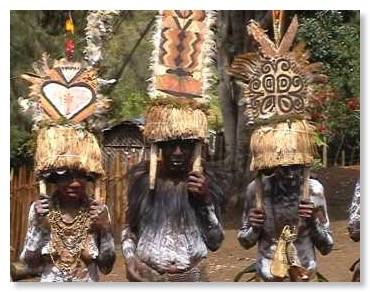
[49,208,91,277]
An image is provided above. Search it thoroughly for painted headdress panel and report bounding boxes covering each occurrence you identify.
[228,15,324,170]
[20,11,118,179]
[145,10,216,143]
[144,10,217,189]
[229,15,323,125]
[22,55,100,125]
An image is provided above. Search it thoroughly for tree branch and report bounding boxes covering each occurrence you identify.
[104,16,156,95]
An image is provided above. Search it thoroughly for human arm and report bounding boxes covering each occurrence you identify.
[188,171,225,251]
[238,181,265,250]
[348,180,360,242]
[120,163,149,281]
[121,227,145,282]
[89,200,116,274]
[305,179,334,255]
[20,198,49,269]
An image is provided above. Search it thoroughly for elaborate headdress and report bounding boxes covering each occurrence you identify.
[228,12,326,280]
[228,12,324,202]
[20,11,117,199]
[145,10,216,189]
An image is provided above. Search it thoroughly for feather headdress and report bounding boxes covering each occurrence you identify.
[20,11,118,197]
[144,10,217,189]
[228,14,325,171]
[228,14,326,274]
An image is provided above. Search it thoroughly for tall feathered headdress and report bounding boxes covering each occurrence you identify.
[144,10,216,189]
[228,13,324,172]
[20,11,118,198]
[227,12,327,212]
[228,13,327,280]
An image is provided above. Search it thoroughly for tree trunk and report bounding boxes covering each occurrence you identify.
[341,149,346,166]
[217,11,237,170]
[334,134,345,167]
[216,11,270,206]
[323,145,328,168]
[349,146,356,165]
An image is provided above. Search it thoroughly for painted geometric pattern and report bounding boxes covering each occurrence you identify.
[22,56,98,123]
[246,57,306,120]
[228,15,322,123]
[154,10,207,98]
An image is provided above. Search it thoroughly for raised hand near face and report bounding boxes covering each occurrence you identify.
[187,170,211,204]
[89,199,110,232]
[33,194,50,227]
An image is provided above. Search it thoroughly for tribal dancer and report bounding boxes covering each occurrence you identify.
[121,10,226,282]
[228,11,333,281]
[19,12,117,281]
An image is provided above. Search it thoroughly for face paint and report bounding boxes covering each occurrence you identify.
[52,170,90,201]
[159,139,195,174]
[275,165,303,187]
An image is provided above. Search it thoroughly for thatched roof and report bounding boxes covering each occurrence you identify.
[102,119,146,149]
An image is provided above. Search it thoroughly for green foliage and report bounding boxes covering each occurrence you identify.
[298,11,360,98]
[208,95,224,131]
[206,69,224,131]
[10,11,155,165]
[297,11,360,162]
[101,11,156,93]
[112,91,149,121]
[99,11,156,122]
[10,125,35,168]
[311,158,324,171]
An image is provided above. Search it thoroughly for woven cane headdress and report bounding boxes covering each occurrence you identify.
[145,10,216,189]
[20,11,118,197]
[228,13,326,279]
[228,14,323,172]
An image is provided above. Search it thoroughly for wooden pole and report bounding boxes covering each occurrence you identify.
[341,149,346,166]
[302,167,310,201]
[94,182,101,203]
[255,171,263,210]
[192,142,203,173]
[149,144,158,190]
[39,180,47,195]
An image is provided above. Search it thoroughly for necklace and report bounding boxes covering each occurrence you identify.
[48,208,91,277]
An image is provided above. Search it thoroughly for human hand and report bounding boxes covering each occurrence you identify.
[248,208,266,228]
[126,257,145,282]
[89,199,110,232]
[187,171,210,204]
[298,200,314,219]
[33,194,50,226]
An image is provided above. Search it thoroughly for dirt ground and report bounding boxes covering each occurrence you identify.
[18,165,360,282]
[99,165,360,282]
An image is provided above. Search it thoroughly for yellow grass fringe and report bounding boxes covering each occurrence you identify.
[250,120,315,171]
[35,126,104,177]
[144,105,208,142]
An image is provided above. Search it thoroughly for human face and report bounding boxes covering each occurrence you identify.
[275,165,303,188]
[54,170,89,201]
[159,139,195,175]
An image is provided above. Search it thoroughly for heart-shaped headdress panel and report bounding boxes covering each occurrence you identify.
[21,53,105,179]
[23,57,98,123]
[228,15,324,171]
[145,10,216,189]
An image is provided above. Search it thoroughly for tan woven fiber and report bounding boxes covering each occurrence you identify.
[144,105,208,143]
[35,126,104,177]
[250,120,315,171]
